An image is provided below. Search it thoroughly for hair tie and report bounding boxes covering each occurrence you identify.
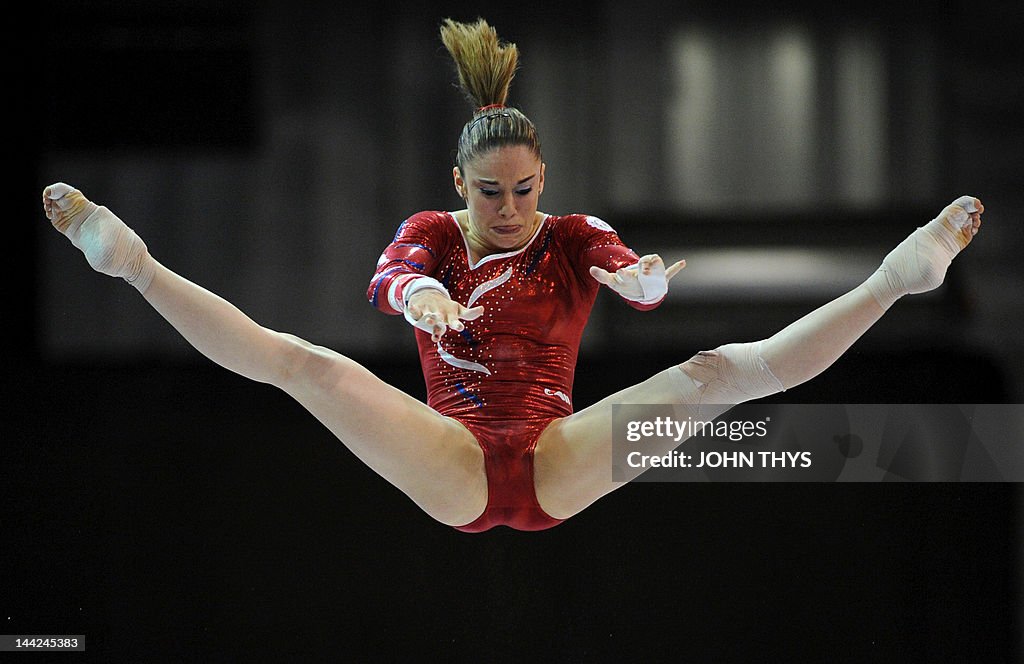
[477,104,506,112]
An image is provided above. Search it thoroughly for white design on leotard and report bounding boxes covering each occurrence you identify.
[585,216,616,233]
[467,266,514,308]
[437,342,492,375]
[544,388,571,405]
[435,266,514,375]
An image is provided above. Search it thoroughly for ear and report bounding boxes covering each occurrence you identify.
[537,162,546,196]
[453,166,466,199]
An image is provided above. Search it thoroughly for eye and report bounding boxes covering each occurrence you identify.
[479,188,499,197]
[515,187,533,196]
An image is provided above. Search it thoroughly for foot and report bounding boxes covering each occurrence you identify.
[865,196,984,308]
[42,182,96,235]
[924,195,984,254]
[42,182,155,292]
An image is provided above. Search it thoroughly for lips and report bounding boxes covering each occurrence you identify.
[492,225,521,235]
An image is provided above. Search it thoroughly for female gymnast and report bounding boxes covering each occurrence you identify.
[41,18,983,533]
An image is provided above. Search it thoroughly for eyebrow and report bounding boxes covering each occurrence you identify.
[475,174,536,186]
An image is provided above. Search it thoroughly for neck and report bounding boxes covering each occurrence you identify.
[458,210,543,263]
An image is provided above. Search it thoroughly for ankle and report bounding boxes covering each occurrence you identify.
[126,250,156,294]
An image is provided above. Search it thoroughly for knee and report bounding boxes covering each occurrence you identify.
[273,332,360,393]
[678,341,785,407]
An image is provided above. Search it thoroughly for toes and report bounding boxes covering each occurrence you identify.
[44,182,75,201]
[952,195,978,214]
[944,195,983,232]
[43,183,73,220]
[42,183,93,234]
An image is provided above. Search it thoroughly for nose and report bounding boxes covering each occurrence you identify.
[498,192,515,218]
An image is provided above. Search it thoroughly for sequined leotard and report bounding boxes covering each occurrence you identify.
[368,211,660,531]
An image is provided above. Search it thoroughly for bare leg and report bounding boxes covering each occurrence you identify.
[535,197,984,519]
[762,195,983,388]
[42,184,486,526]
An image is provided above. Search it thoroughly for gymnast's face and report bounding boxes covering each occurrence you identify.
[453,145,545,256]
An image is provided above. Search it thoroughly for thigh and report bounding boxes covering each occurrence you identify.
[533,363,717,520]
[278,339,487,527]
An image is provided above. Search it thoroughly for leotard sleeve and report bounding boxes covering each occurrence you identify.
[563,214,665,311]
[368,211,454,316]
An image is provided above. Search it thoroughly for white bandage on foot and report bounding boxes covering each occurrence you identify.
[43,183,156,293]
[864,196,979,309]
[674,341,786,418]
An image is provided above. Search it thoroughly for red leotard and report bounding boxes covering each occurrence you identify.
[368,211,660,531]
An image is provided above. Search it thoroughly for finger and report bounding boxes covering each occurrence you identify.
[665,259,687,280]
[460,305,485,321]
[407,302,422,319]
[637,255,664,274]
[445,311,465,331]
[589,265,615,285]
[615,266,635,283]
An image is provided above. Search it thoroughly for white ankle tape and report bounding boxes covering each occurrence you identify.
[66,203,155,293]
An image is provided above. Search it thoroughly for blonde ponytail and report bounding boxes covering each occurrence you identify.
[439,18,542,169]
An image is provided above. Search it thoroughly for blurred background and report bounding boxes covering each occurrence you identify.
[7,0,1023,661]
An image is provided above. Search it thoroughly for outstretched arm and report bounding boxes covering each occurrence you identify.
[368,213,483,342]
[589,254,686,306]
[567,214,685,309]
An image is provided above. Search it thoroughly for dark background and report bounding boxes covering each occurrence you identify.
[6,0,1022,661]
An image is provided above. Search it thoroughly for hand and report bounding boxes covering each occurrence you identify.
[589,254,686,303]
[406,289,485,343]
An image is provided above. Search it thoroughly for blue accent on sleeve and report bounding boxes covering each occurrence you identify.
[370,267,404,307]
[392,219,409,242]
[394,242,436,258]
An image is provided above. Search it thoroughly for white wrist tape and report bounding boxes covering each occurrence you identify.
[623,261,668,304]
[402,276,451,331]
